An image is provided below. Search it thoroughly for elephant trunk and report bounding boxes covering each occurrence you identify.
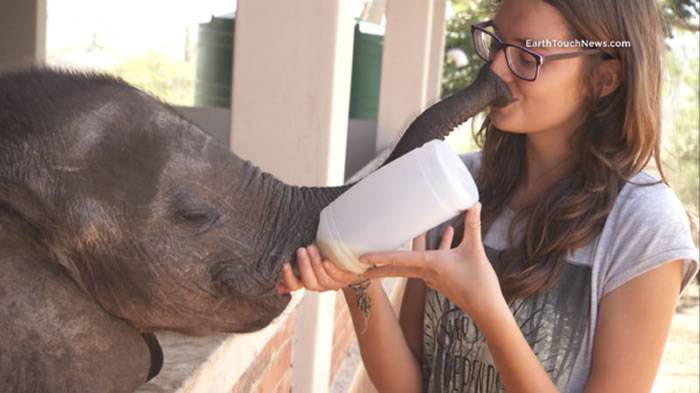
[298,65,511,213]
[384,65,512,165]
[285,66,510,259]
[233,65,511,295]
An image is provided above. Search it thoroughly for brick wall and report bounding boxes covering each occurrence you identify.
[331,291,355,384]
[230,310,296,393]
[229,291,356,393]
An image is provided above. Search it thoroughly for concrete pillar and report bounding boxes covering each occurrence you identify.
[231,1,354,187]
[230,2,355,393]
[361,0,386,24]
[427,0,447,102]
[374,0,447,153]
[0,0,46,73]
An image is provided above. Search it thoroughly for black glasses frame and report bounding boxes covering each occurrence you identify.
[471,20,603,81]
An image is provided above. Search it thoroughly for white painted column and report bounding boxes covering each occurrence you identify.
[374,0,448,154]
[374,0,435,153]
[427,0,448,103]
[291,290,337,392]
[230,2,355,393]
[231,0,354,187]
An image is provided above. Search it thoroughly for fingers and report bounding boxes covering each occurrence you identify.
[296,247,322,290]
[306,245,346,290]
[322,259,366,285]
[412,225,454,253]
[363,265,424,280]
[439,226,454,250]
[412,233,427,251]
[463,202,483,246]
[359,250,428,268]
[285,245,354,293]
[280,262,303,292]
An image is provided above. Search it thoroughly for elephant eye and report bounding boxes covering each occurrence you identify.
[169,191,221,231]
[171,207,221,234]
[175,209,217,226]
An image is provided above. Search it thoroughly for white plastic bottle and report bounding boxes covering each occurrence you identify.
[315,139,479,273]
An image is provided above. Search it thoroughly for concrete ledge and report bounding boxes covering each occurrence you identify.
[137,293,304,393]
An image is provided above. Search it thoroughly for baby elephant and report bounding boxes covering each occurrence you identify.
[0,66,510,392]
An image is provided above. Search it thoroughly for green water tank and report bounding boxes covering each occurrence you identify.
[349,22,384,120]
[195,13,235,108]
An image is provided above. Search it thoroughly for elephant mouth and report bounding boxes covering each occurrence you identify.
[235,307,287,333]
[206,288,291,334]
[210,260,279,297]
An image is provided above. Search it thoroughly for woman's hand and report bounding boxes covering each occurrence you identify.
[277,244,367,293]
[360,203,504,321]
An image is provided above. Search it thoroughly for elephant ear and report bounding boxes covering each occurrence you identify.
[0,217,159,392]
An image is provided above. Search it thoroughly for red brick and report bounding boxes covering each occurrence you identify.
[257,339,293,393]
[269,313,296,349]
[231,363,259,393]
[329,306,355,385]
[331,334,352,372]
[231,313,296,393]
[268,328,286,349]
[231,353,266,393]
[274,369,291,393]
[335,291,345,311]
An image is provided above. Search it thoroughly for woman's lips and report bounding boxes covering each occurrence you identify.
[493,98,518,109]
[492,87,517,107]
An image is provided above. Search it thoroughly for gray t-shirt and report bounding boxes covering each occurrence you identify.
[421,151,699,393]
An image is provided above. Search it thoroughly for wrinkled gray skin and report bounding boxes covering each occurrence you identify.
[0,66,510,392]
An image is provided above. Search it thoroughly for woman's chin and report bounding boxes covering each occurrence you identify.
[488,110,530,134]
[489,114,517,133]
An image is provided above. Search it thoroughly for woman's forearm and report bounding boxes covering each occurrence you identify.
[470,297,559,393]
[342,280,422,393]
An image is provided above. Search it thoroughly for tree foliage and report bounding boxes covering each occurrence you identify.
[659,0,700,34]
[441,0,494,98]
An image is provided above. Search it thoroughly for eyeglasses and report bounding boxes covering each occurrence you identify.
[471,21,602,81]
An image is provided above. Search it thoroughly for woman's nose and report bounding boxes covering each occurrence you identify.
[489,49,514,83]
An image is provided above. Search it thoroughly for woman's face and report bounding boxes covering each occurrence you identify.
[488,0,589,136]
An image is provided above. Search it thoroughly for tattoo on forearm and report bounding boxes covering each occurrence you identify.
[349,280,372,334]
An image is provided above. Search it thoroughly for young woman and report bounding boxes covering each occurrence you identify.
[279,0,699,391]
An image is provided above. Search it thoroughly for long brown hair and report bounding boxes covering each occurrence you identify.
[473,0,666,301]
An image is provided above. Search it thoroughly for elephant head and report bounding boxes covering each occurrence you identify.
[0,65,510,338]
